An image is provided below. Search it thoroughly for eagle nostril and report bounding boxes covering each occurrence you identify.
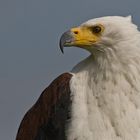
[74,31,79,34]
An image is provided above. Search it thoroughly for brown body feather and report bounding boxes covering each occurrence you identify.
[16,73,72,140]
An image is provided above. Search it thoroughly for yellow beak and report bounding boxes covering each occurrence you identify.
[59,26,100,53]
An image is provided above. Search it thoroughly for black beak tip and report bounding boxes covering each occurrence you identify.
[59,30,73,54]
[60,47,64,54]
[59,41,64,54]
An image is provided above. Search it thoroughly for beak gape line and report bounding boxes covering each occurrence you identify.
[59,31,75,53]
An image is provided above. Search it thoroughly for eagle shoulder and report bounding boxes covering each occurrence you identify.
[16,72,73,140]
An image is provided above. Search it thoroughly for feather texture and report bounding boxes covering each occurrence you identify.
[66,16,140,140]
[16,73,72,140]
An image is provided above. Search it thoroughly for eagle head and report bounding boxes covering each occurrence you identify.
[60,16,138,54]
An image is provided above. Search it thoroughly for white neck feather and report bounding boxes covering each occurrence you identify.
[67,37,140,140]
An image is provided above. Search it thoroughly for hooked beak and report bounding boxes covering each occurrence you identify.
[59,30,75,53]
[59,26,101,53]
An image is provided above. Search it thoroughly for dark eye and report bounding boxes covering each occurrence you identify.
[91,26,102,34]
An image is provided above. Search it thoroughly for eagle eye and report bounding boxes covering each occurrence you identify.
[91,25,102,34]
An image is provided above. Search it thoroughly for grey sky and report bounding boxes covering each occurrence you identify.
[0,0,140,139]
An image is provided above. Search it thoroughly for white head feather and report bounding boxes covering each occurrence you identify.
[81,16,139,53]
[67,16,140,140]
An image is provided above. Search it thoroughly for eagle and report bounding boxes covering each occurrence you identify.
[16,16,140,140]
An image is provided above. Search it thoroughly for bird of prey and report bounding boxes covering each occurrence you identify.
[16,16,140,140]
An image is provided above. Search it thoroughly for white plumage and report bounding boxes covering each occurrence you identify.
[67,16,140,140]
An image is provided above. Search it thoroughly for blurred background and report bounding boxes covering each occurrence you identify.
[0,0,140,139]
